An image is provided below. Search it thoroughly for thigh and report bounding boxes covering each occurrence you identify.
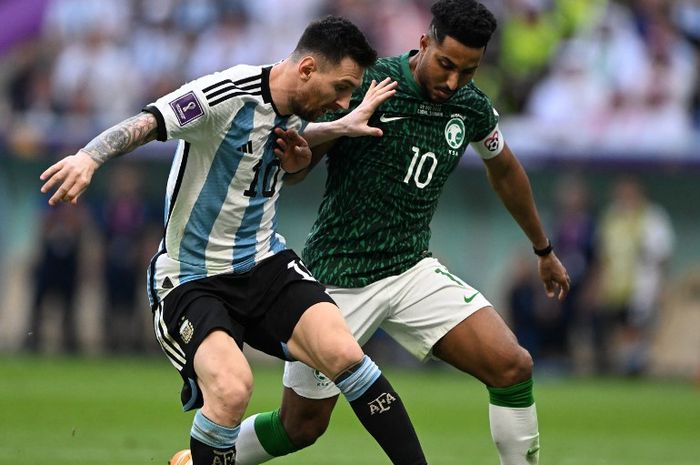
[244,268,321,361]
[279,271,391,398]
[251,251,361,377]
[432,306,530,386]
[285,302,364,379]
[381,257,492,361]
[155,291,245,411]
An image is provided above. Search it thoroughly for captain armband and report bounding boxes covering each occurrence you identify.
[471,123,505,160]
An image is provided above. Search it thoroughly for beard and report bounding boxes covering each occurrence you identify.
[289,93,322,122]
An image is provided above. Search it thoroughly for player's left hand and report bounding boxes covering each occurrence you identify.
[273,127,311,174]
[537,252,571,300]
[340,77,398,138]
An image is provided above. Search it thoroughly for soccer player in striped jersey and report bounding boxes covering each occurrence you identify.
[234,2,571,465]
[40,16,429,465]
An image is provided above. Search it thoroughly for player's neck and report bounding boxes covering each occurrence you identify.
[407,51,422,86]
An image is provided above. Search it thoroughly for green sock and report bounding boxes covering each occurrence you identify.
[488,379,539,464]
[235,410,299,465]
[253,410,298,456]
[487,378,535,408]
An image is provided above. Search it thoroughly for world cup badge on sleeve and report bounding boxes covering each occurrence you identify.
[169,91,204,126]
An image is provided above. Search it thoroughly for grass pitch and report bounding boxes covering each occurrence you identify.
[0,356,698,465]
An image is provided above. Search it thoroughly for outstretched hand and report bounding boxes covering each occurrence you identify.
[40,151,100,206]
[273,128,312,174]
[537,253,571,300]
[340,77,398,138]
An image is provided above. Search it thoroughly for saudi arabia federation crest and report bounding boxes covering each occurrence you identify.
[313,370,332,388]
[444,117,466,149]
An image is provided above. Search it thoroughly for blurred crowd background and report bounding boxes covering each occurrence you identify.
[1,0,699,381]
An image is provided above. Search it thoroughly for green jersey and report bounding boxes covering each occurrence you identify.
[302,51,501,288]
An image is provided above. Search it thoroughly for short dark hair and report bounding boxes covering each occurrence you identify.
[292,16,377,68]
[429,0,497,48]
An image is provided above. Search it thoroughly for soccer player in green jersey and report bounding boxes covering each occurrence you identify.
[234,1,571,464]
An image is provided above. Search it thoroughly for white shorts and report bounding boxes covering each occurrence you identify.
[283,257,491,399]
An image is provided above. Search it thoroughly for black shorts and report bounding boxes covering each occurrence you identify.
[152,249,335,410]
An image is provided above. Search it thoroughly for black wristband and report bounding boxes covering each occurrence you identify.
[533,240,553,257]
[284,167,306,175]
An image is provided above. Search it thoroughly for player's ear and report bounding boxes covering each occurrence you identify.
[419,34,430,52]
[298,56,317,81]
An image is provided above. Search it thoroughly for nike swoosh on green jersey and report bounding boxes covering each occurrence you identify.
[464,292,480,303]
[526,445,540,457]
[379,114,409,123]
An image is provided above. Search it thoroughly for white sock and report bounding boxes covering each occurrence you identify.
[234,414,274,465]
[489,403,540,465]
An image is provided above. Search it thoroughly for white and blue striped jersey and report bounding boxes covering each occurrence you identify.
[143,64,307,307]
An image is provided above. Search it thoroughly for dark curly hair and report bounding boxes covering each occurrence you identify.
[292,16,377,68]
[429,0,497,48]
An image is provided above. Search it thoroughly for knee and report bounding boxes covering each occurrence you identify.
[284,415,330,449]
[325,341,364,380]
[492,346,533,387]
[203,371,254,422]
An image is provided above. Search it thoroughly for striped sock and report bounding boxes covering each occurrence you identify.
[190,410,239,465]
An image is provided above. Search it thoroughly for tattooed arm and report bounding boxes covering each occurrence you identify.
[40,112,158,205]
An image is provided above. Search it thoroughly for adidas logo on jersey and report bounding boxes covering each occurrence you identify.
[238,141,253,154]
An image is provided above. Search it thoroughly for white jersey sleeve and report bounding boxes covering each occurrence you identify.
[144,67,259,144]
